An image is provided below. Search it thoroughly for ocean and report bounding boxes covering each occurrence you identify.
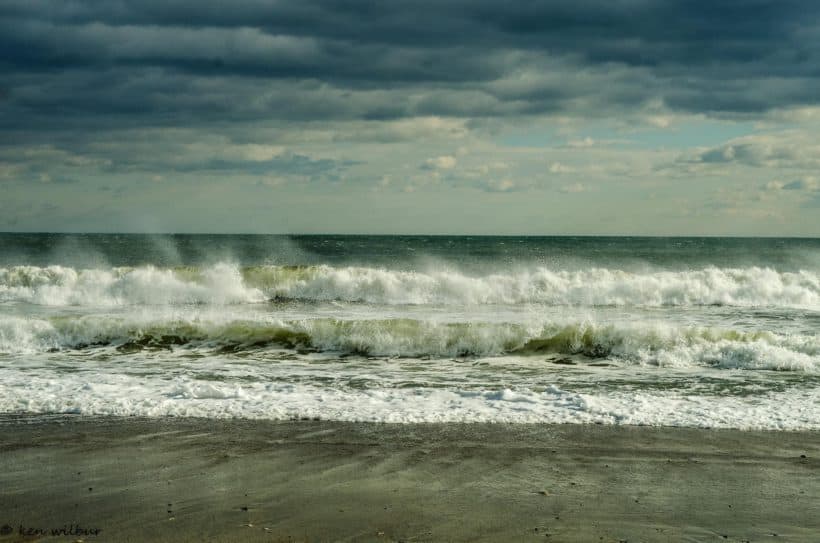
[1,234,818,429]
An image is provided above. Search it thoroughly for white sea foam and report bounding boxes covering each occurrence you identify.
[254,264,820,307]
[1,371,817,430]
[0,264,264,306]
[1,264,818,308]
[0,314,817,371]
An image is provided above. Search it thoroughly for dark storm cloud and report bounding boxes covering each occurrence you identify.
[1,0,819,131]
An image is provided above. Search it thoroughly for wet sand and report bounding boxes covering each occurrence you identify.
[0,416,818,542]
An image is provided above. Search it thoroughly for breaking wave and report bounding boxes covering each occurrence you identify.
[1,315,817,371]
[1,263,819,308]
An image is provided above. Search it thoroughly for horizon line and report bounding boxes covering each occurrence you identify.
[1,231,819,240]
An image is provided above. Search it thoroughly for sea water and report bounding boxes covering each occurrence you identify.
[0,234,818,429]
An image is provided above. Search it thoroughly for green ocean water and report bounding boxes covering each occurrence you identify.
[3,233,819,269]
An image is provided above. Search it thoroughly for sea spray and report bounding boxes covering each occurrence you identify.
[1,314,817,371]
[1,264,818,308]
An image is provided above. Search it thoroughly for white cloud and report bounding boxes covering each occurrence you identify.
[680,132,820,169]
[549,162,574,174]
[476,161,509,174]
[646,115,672,128]
[567,137,595,148]
[240,144,287,161]
[559,182,586,193]
[483,178,516,192]
[423,155,457,170]
[763,180,785,191]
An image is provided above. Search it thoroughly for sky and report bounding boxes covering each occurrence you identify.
[2,0,820,236]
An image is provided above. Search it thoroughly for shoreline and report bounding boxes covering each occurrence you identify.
[1,415,818,542]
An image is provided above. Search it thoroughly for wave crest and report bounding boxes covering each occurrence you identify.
[0,264,264,306]
[1,315,816,371]
[1,264,817,308]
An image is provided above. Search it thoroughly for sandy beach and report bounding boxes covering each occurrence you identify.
[0,416,817,542]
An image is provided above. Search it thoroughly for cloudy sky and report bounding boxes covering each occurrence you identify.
[2,0,820,235]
